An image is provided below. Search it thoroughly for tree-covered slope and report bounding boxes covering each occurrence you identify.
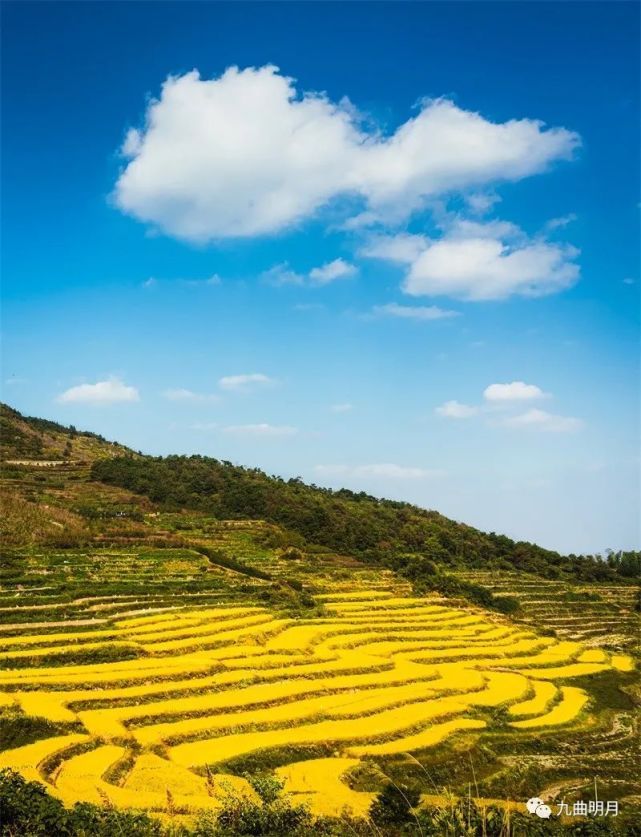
[90,454,634,584]
[2,403,636,584]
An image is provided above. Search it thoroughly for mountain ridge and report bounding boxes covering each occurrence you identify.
[2,402,637,587]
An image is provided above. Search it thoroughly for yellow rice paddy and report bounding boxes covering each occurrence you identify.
[276,758,374,818]
[0,591,633,818]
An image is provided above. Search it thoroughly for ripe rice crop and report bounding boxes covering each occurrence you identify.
[276,757,375,818]
[123,753,256,804]
[0,733,90,787]
[509,686,589,729]
[347,718,487,757]
[0,587,633,816]
[508,680,558,717]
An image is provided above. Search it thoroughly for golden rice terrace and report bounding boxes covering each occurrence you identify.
[0,414,639,830]
[0,546,637,821]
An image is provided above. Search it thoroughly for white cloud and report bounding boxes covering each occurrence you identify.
[144,274,222,288]
[338,210,381,231]
[260,263,305,286]
[372,302,460,321]
[115,65,579,241]
[223,423,298,437]
[262,259,356,287]
[218,373,275,392]
[315,463,438,479]
[404,234,579,301]
[483,381,548,402]
[308,258,357,285]
[57,377,139,405]
[437,383,580,432]
[545,213,577,231]
[501,408,583,433]
[330,403,353,413]
[435,400,479,418]
[363,219,579,302]
[465,192,501,215]
[359,234,428,264]
[446,217,522,241]
[162,388,219,402]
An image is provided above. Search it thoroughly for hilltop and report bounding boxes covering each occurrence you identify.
[0,403,133,462]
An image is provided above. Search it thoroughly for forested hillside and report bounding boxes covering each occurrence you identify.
[2,403,637,586]
[91,454,638,584]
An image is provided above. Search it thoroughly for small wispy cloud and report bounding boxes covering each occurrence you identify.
[435,381,582,429]
[330,403,353,413]
[371,302,460,321]
[57,377,139,405]
[309,258,357,285]
[260,263,305,287]
[483,381,548,402]
[162,388,220,403]
[465,192,501,215]
[435,400,479,419]
[143,274,222,288]
[501,408,583,433]
[545,213,577,231]
[218,373,276,392]
[359,233,428,264]
[262,259,357,288]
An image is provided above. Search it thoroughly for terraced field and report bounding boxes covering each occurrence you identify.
[0,576,636,821]
[456,570,640,650]
[1,454,639,827]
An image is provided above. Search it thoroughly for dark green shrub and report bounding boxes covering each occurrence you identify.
[493,595,521,614]
[0,768,70,836]
[369,781,421,828]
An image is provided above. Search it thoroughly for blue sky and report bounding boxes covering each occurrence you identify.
[2,1,639,554]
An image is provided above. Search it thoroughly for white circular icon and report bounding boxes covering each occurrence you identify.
[536,803,552,819]
[526,797,544,814]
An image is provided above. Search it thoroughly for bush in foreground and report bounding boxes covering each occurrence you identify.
[1,770,639,837]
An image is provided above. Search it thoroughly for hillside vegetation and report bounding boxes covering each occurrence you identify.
[0,403,133,462]
[4,402,639,585]
[0,403,639,835]
[91,454,640,585]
